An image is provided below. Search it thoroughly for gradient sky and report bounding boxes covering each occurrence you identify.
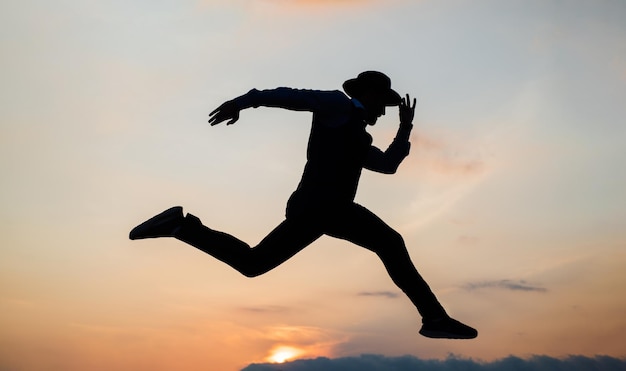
[1,0,625,370]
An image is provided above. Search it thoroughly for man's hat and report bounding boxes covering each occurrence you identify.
[343,71,401,106]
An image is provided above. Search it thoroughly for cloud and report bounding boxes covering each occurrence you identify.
[404,132,488,179]
[242,354,626,371]
[357,291,400,299]
[238,305,292,314]
[463,279,547,293]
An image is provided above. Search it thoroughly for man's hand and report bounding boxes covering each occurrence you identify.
[399,93,416,127]
[209,100,240,126]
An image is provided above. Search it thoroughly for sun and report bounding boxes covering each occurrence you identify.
[267,345,303,364]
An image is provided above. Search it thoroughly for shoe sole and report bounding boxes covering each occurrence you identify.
[129,206,183,240]
[419,329,478,339]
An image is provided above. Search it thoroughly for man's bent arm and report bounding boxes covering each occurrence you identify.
[364,94,415,174]
[364,123,412,174]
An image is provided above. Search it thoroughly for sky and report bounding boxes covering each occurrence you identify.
[1,0,625,370]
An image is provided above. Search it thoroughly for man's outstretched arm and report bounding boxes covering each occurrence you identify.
[364,94,416,174]
[209,88,350,126]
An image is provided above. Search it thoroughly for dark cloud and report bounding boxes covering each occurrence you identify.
[357,291,400,299]
[241,354,626,371]
[463,279,547,292]
[238,305,292,314]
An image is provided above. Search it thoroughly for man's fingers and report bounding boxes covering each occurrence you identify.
[209,107,223,125]
[209,100,233,117]
[209,117,222,126]
[209,112,229,126]
[401,94,413,109]
[209,110,239,126]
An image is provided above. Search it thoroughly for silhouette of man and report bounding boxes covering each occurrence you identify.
[130,71,477,339]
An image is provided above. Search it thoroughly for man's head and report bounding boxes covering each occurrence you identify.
[343,71,401,125]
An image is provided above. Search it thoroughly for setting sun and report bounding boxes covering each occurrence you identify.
[267,346,304,363]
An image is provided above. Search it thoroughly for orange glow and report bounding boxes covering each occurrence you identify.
[266,345,304,363]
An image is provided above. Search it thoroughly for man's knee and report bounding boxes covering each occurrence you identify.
[393,230,405,245]
[237,252,275,278]
[381,229,405,248]
[240,267,265,278]
[374,230,410,261]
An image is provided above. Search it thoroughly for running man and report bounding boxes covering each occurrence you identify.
[130,71,477,339]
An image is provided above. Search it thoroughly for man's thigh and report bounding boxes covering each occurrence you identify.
[323,203,405,255]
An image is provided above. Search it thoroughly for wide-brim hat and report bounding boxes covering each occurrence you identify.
[343,71,401,106]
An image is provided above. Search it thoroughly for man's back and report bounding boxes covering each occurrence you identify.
[293,107,372,210]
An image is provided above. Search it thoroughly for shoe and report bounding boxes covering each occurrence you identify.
[129,206,184,240]
[419,316,478,339]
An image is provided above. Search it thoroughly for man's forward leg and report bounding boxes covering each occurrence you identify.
[324,204,477,339]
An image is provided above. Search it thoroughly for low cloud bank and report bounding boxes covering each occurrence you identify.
[357,291,400,299]
[463,279,547,292]
[242,354,626,371]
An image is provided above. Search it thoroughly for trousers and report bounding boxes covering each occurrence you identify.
[176,202,446,319]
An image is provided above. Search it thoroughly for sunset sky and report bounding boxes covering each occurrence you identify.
[1,0,625,370]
